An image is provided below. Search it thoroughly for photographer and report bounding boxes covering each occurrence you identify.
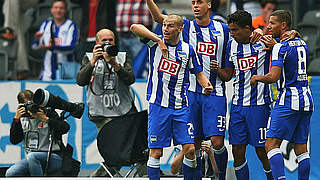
[76,28,138,176]
[6,90,70,177]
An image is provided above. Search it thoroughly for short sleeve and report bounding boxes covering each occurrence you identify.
[225,41,234,68]
[188,45,203,74]
[271,43,286,68]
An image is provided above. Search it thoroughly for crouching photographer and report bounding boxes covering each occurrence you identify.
[6,89,84,177]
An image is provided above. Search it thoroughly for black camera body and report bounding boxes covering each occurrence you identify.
[101,41,119,57]
[19,101,54,118]
[21,101,39,113]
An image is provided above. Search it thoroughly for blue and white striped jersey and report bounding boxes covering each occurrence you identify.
[32,19,78,80]
[182,19,230,96]
[225,40,272,106]
[271,37,313,111]
[144,37,202,109]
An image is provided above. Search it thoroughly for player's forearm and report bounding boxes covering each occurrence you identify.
[130,24,161,42]
[254,73,278,84]
[196,72,211,88]
[146,0,166,24]
[216,67,233,82]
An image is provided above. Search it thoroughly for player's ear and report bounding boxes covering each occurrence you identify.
[178,25,184,33]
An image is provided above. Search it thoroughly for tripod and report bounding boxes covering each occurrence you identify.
[43,110,68,176]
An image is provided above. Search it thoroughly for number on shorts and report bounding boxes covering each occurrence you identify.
[187,123,194,135]
[217,115,226,130]
[259,127,267,141]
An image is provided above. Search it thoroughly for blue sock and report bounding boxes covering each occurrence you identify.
[267,148,286,180]
[147,157,160,180]
[264,168,273,180]
[213,146,228,180]
[195,150,202,180]
[234,160,249,180]
[297,152,310,180]
[182,156,197,180]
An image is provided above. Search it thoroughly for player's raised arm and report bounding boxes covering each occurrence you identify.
[130,24,160,41]
[146,0,167,24]
[130,24,168,58]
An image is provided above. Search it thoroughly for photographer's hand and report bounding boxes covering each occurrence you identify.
[90,44,104,67]
[29,109,49,122]
[109,56,121,72]
[15,104,26,119]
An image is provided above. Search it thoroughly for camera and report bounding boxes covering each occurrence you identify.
[19,101,39,117]
[33,88,84,119]
[101,41,119,57]
[20,101,39,113]
[19,101,53,118]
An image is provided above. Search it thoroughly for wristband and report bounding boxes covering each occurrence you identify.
[13,117,20,122]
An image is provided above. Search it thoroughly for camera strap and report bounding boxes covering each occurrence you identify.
[89,59,113,96]
[50,19,58,70]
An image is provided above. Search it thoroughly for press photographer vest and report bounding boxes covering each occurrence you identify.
[20,117,60,153]
[86,52,133,117]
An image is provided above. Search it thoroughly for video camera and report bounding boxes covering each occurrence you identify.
[21,88,84,119]
[101,41,119,57]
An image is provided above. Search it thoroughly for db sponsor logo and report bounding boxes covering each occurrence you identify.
[159,57,181,76]
[238,56,257,71]
[197,41,217,57]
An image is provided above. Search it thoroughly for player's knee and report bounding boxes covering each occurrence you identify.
[255,147,267,157]
[183,144,195,158]
[265,138,281,152]
[232,145,246,163]
[294,143,308,156]
[149,149,163,159]
[210,136,224,150]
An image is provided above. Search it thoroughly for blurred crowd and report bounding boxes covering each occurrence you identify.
[0,0,318,81]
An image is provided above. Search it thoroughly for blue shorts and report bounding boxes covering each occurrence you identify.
[267,104,312,144]
[148,103,194,148]
[229,104,270,147]
[188,91,227,139]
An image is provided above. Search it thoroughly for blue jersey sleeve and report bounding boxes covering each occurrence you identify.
[271,43,286,68]
[225,41,234,68]
[220,23,230,68]
[189,45,203,74]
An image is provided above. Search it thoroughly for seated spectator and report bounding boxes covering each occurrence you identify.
[32,0,79,80]
[252,0,277,34]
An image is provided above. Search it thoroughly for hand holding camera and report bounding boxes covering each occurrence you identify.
[15,104,27,119]
[29,109,49,122]
[90,41,119,67]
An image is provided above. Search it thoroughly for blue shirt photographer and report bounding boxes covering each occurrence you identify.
[6,90,70,177]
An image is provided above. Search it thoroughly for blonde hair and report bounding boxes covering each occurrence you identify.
[167,14,184,28]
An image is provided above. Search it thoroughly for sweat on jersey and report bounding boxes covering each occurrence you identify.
[32,19,78,80]
[182,18,230,96]
[143,36,202,109]
[271,38,314,112]
[225,40,272,106]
